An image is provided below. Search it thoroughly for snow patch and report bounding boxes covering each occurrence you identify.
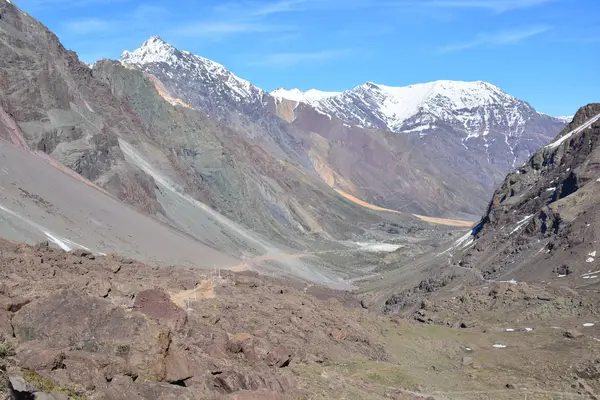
[353,242,402,253]
[582,270,600,277]
[546,113,600,149]
[510,215,533,234]
[43,231,72,251]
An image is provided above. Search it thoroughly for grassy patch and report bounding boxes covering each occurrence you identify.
[0,341,14,358]
[331,360,417,390]
[23,370,87,400]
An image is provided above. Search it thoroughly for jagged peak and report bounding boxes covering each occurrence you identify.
[121,36,179,65]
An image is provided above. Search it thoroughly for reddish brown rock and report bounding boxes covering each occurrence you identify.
[164,345,192,384]
[330,329,347,341]
[133,289,187,330]
[266,346,292,368]
[227,333,257,361]
[212,371,293,394]
[15,341,66,370]
[11,291,170,381]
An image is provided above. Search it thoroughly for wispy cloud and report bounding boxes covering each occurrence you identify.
[172,22,292,38]
[63,4,167,36]
[248,49,354,67]
[65,18,113,35]
[439,25,551,53]
[15,0,131,9]
[407,0,557,13]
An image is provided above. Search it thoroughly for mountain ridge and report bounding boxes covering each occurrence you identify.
[118,36,566,218]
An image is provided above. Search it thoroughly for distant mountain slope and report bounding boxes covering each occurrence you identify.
[272,80,566,171]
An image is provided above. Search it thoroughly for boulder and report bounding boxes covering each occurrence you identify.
[266,346,292,368]
[89,279,111,298]
[51,351,131,391]
[212,371,293,394]
[564,329,584,339]
[227,333,256,361]
[71,249,92,258]
[164,346,192,384]
[16,341,66,371]
[12,291,170,381]
[133,289,187,330]
[461,356,474,367]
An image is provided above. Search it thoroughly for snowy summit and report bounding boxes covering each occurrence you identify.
[121,36,260,102]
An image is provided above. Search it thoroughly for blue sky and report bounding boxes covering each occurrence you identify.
[13,0,599,116]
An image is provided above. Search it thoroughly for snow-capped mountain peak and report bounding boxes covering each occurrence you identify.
[120,36,260,102]
[120,36,179,65]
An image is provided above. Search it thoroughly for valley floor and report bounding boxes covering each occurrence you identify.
[0,239,599,399]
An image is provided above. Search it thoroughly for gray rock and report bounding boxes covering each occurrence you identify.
[564,330,584,339]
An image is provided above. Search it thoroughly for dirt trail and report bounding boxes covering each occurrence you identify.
[170,279,215,307]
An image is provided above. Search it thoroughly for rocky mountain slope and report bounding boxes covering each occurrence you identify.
[456,103,600,284]
[2,238,600,400]
[362,103,600,319]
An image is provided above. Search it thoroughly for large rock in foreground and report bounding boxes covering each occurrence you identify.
[12,291,171,381]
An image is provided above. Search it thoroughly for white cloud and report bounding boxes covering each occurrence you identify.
[439,25,551,53]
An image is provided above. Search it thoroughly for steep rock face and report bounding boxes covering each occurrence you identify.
[458,103,600,282]
[0,0,162,215]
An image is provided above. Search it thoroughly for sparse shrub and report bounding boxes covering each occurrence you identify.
[0,341,14,358]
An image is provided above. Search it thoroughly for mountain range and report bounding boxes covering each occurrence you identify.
[120,36,567,219]
[1,1,600,398]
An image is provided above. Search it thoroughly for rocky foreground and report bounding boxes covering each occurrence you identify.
[1,238,600,399]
